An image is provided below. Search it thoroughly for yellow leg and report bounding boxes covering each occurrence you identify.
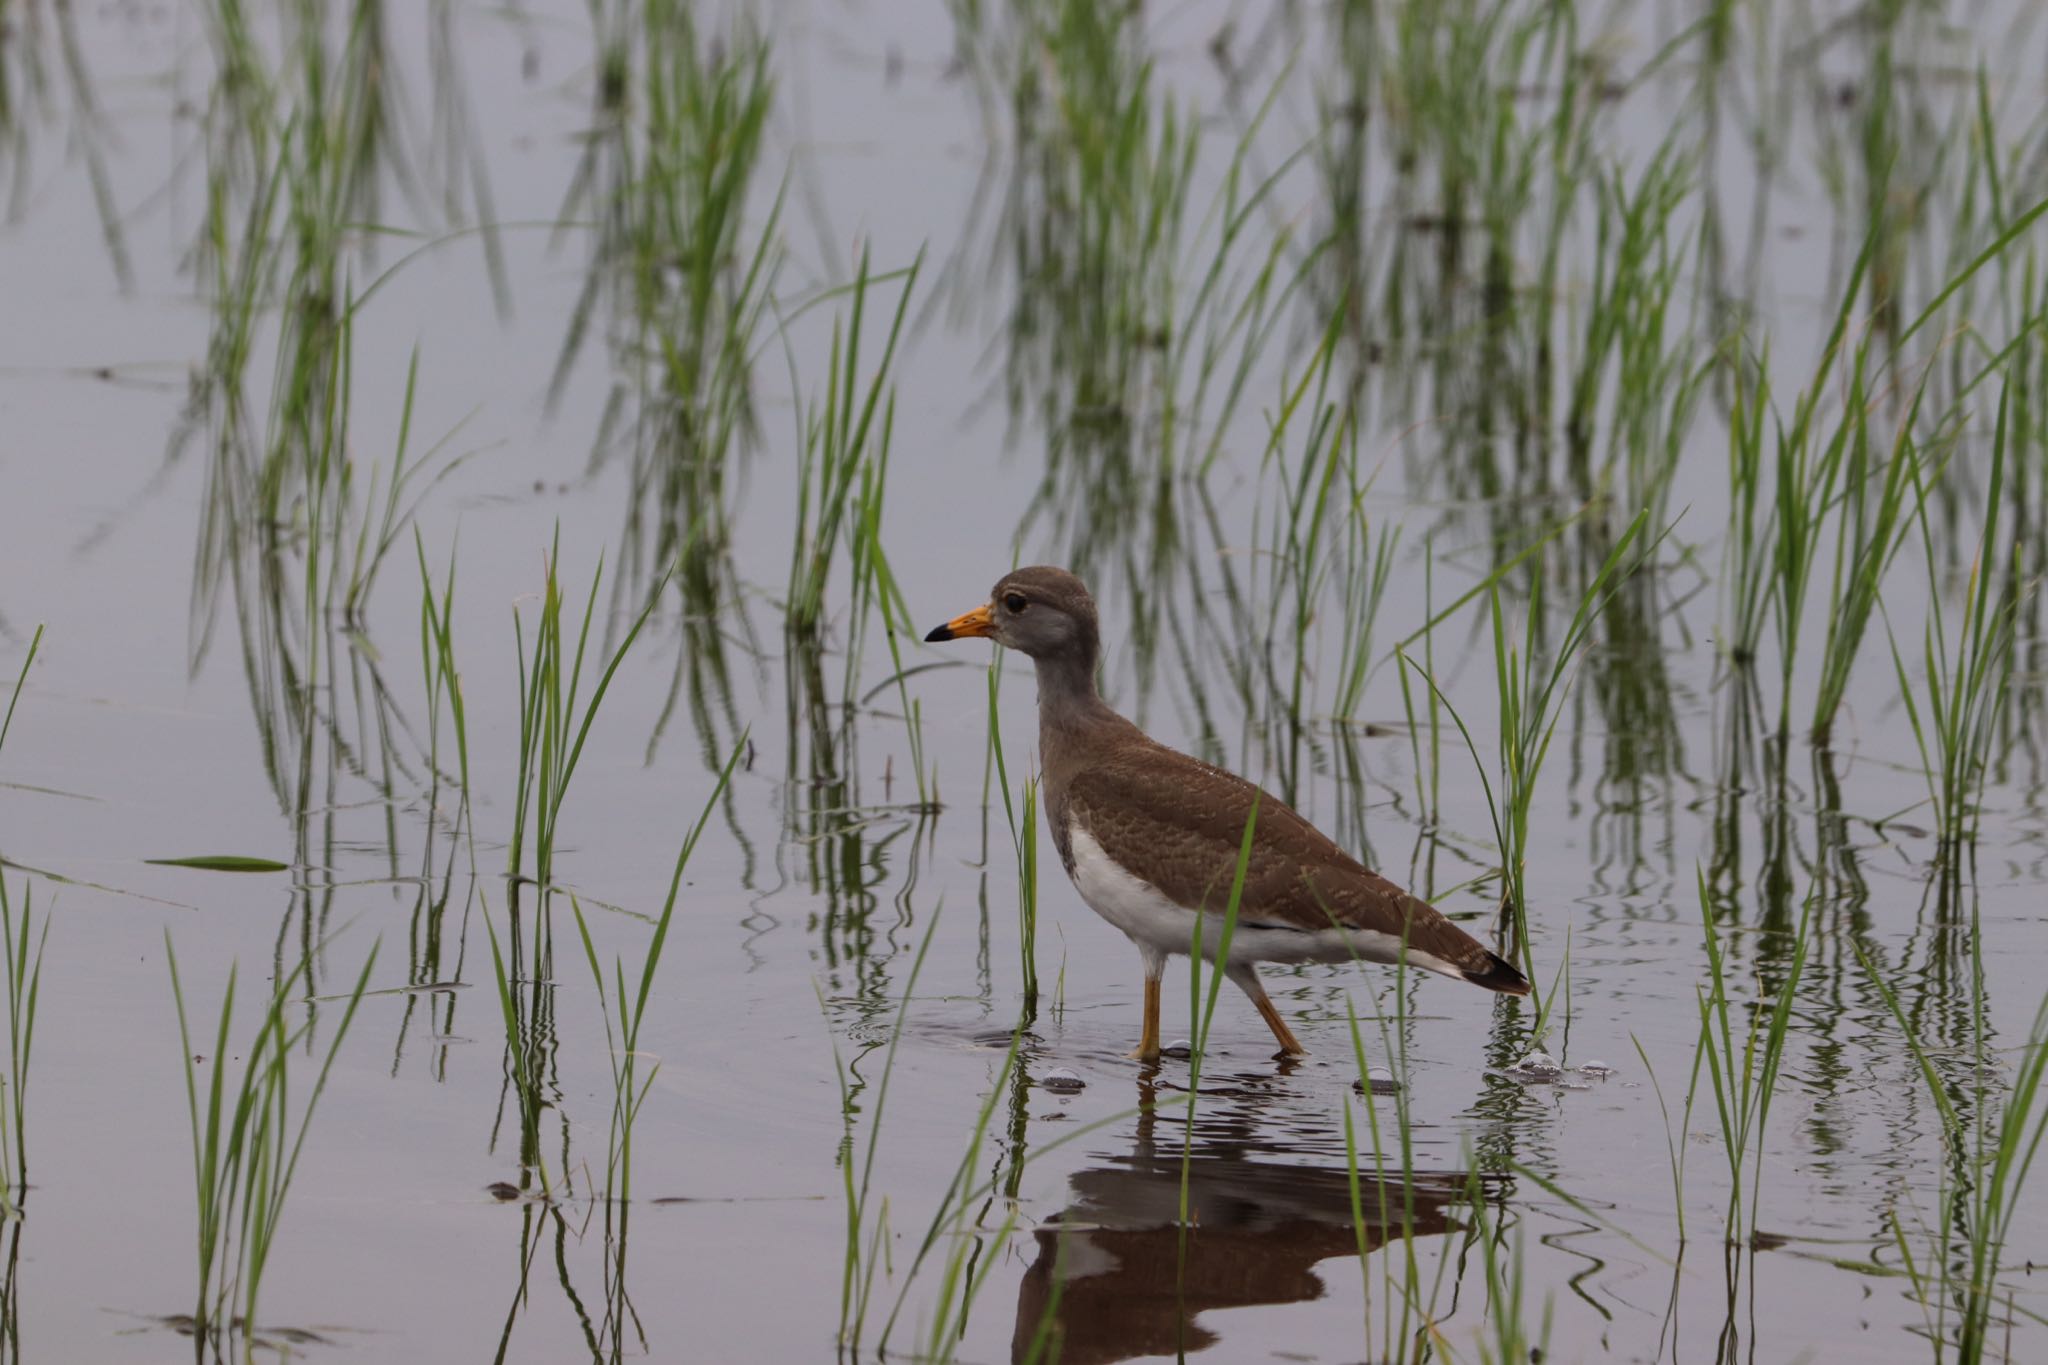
[1237,970,1307,1057]
[1127,976,1162,1063]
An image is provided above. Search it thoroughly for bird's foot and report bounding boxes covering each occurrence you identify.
[1126,1043,1161,1064]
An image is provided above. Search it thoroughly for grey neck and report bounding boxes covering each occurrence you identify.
[1032,649,1099,712]
[1032,648,1125,763]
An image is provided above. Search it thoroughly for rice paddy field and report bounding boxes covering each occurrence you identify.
[3,0,2047,1360]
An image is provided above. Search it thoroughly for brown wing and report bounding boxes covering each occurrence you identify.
[1063,741,1517,984]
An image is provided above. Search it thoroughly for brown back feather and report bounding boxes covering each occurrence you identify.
[1061,740,1503,977]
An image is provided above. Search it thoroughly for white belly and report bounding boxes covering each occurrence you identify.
[1065,826,1464,979]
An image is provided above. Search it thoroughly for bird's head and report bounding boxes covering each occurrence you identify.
[924,565,1099,664]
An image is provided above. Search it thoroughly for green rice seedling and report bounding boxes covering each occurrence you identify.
[871,1042,1135,1363]
[0,624,39,765]
[1016,782,1040,1010]
[1562,139,1701,505]
[1737,202,2048,736]
[1466,1163,1552,1365]
[985,671,1038,1011]
[558,5,779,599]
[1765,329,1869,737]
[480,883,579,1195]
[1168,80,1323,484]
[1889,384,2022,862]
[1339,963,1469,1358]
[568,737,742,1362]
[1000,0,1192,424]
[1807,367,1931,745]
[1172,802,1259,1269]
[861,1006,1138,1362]
[1711,225,1873,686]
[784,250,919,640]
[0,870,46,1215]
[1393,513,1651,985]
[0,3,130,284]
[408,534,468,916]
[987,0,1197,581]
[1722,346,1774,667]
[167,934,377,1344]
[829,911,944,1354]
[1253,315,1354,802]
[1633,1020,1704,1247]
[180,2,481,719]
[899,1035,1027,1363]
[1858,913,2048,1361]
[842,413,935,810]
[340,349,474,625]
[508,532,664,892]
[1694,867,1812,1246]
[1333,494,1402,725]
[1395,553,1444,827]
[0,630,48,1213]
[570,735,744,1209]
[415,530,472,865]
[1484,510,1651,971]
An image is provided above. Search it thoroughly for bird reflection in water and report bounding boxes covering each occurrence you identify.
[1012,1074,1474,1365]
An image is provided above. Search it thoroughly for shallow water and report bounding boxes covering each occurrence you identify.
[1,2,2045,1362]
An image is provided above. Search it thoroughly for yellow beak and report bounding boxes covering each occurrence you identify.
[925,604,995,642]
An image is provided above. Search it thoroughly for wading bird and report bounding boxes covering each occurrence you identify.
[926,566,1529,1061]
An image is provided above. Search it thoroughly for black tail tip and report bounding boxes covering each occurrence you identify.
[1465,952,1532,996]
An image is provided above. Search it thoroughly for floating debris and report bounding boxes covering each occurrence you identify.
[1041,1066,1085,1093]
[1579,1059,1616,1077]
[1509,1049,1563,1078]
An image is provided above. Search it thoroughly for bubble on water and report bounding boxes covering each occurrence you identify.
[1510,1049,1562,1077]
[1353,1067,1401,1097]
[1578,1059,1615,1077]
[1161,1039,1192,1059]
[1041,1066,1085,1093]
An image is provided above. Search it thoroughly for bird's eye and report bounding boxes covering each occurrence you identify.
[1003,592,1028,613]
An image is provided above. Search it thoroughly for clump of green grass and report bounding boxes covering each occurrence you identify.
[479,887,559,1191]
[508,532,664,893]
[784,251,919,641]
[415,530,472,865]
[840,353,935,810]
[0,7,131,284]
[1694,868,1812,1246]
[1860,902,2048,1362]
[1336,948,1478,1358]
[1564,138,1705,517]
[167,936,377,1344]
[1466,1164,1553,1365]
[0,627,48,1213]
[0,871,46,1219]
[567,736,743,1360]
[1410,510,1653,978]
[1889,384,2023,861]
[1718,200,2048,744]
[828,912,957,1355]
[558,5,778,599]
[571,735,745,1210]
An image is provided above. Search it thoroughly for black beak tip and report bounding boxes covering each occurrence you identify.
[924,624,953,643]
